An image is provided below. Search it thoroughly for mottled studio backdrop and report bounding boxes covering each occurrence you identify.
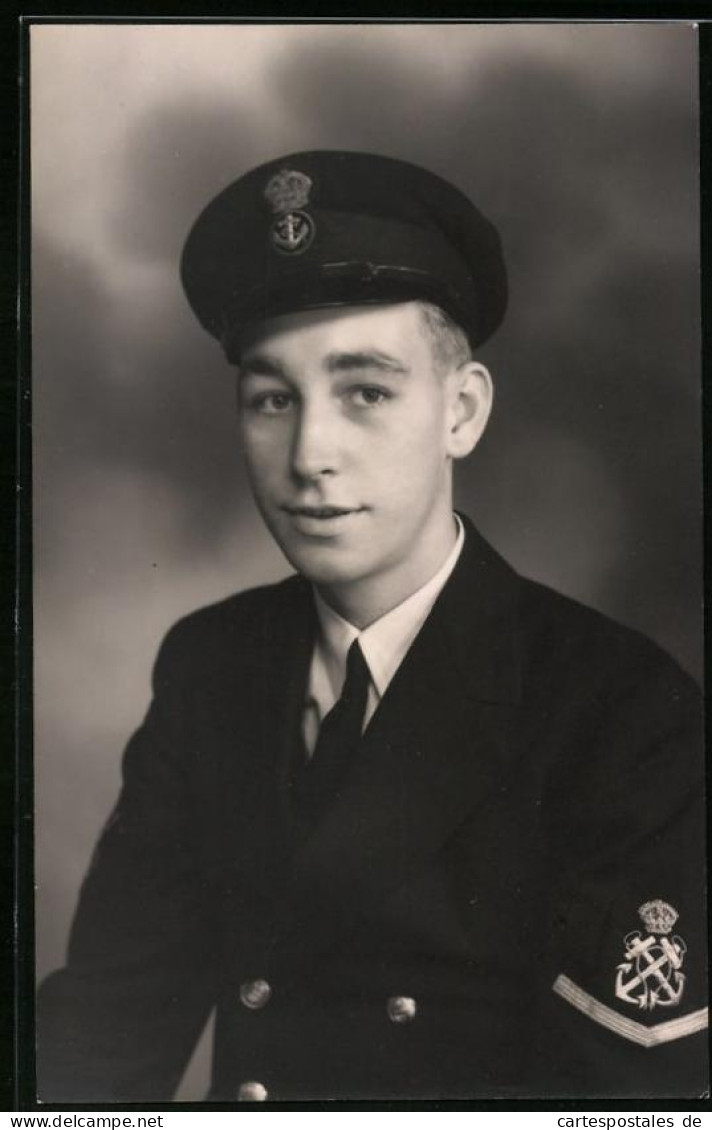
[32,23,701,1099]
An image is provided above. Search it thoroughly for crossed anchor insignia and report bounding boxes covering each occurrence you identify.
[615,900,686,1011]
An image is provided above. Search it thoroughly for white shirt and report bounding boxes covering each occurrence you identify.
[303,515,465,756]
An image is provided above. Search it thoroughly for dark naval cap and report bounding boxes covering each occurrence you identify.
[180,150,507,360]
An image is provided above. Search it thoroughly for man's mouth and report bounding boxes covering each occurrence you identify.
[282,505,365,519]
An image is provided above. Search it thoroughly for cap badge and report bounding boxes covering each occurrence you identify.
[264,168,316,255]
[615,900,686,1011]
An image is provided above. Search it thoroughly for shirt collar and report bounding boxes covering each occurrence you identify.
[312,514,465,703]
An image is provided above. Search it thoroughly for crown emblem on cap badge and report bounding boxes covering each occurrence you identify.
[264,168,313,213]
[264,168,315,255]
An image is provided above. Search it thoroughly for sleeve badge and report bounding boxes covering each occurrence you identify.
[615,900,686,1011]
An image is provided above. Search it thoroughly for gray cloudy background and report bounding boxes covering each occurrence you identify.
[32,23,701,1100]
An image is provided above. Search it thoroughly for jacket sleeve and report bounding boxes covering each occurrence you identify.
[535,639,707,1098]
[36,620,220,1103]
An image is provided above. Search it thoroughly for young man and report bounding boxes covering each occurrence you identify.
[37,151,707,1102]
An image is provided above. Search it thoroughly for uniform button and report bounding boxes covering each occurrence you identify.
[386,995,417,1023]
[237,1080,268,1102]
[239,978,272,1010]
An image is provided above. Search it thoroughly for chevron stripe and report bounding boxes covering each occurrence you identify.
[553,973,708,1047]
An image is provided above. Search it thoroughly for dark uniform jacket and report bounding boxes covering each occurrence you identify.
[37,519,707,1102]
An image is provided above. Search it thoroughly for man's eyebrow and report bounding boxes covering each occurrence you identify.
[324,350,409,374]
[238,355,287,379]
[238,349,410,378]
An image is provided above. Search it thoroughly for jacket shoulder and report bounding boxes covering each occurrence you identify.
[516,574,698,698]
[165,572,307,633]
[513,574,702,843]
[152,573,310,683]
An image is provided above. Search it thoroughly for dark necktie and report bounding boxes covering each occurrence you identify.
[292,639,371,823]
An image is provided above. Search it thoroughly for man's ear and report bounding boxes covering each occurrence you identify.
[445,362,493,459]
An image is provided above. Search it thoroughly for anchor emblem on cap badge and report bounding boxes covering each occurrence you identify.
[264,168,315,255]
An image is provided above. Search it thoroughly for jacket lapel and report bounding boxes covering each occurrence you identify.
[268,517,524,967]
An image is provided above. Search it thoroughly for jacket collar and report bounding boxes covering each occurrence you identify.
[435,511,522,706]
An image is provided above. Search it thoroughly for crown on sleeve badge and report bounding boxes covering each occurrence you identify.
[264,168,315,255]
[615,900,686,1011]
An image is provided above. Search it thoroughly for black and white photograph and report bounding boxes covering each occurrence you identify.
[30,21,707,1103]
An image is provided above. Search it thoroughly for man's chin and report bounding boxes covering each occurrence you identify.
[274,537,367,587]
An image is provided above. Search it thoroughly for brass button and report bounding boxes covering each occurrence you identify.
[239,978,272,1011]
[386,995,417,1023]
[237,1080,268,1102]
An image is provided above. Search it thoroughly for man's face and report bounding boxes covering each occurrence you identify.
[237,302,473,611]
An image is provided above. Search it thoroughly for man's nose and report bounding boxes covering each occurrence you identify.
[290,400,339,480]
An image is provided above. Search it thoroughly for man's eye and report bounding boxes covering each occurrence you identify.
[250,392,293,414]
[350,386,391,407]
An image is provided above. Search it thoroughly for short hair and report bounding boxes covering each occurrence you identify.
[416,301,472,374]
